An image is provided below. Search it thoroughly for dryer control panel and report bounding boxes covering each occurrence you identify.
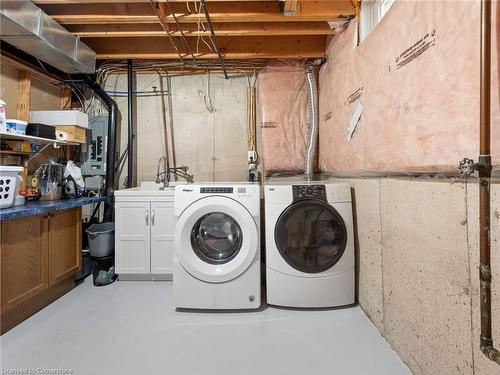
[293,185,326,201]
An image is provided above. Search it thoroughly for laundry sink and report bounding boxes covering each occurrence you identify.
[139,181,176,190]
[114,181,179,196]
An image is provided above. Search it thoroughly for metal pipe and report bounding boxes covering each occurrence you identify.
[83,75,118,222]
[149,0,185,62]
[158,73,171,182]
[166,75,178,180]
[165,0,197,63]
[200,0,228,79]
[478,0,500,365]
[127,59,134,188]
[304,62,319,178]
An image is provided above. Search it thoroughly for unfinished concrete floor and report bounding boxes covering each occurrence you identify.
[1,278,409,375]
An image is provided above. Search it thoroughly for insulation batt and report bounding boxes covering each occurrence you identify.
[318,0,500,173]
[259,60,310,174]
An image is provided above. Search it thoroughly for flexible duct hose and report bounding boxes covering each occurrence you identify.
[305,63,319,177]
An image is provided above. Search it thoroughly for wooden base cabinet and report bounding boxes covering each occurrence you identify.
[0,208,81,334]
[48,208,82,285]
[1,214,49,313]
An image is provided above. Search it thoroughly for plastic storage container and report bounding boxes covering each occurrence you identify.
[91,255,116,286]
[5,120,27,135]
[86,222,115,257]
[0,166,23,209]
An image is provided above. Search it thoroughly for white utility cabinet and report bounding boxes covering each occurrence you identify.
[114,185,175,280]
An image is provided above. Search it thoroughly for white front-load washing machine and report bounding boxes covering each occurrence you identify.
[173,183,261,310]
[264,178,355,308]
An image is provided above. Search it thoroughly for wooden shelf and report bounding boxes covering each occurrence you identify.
[0,131,80,146]
[0,150,32,156]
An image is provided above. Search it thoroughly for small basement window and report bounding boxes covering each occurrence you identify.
[359,0,395,42]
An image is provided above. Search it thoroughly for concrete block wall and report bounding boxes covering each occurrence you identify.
[343,178,499,375]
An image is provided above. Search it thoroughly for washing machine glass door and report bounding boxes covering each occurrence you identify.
[175,196,258,283]
[275,200,347,273]
[191,212,242,265]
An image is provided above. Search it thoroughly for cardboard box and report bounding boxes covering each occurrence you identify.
[55,125,87,144]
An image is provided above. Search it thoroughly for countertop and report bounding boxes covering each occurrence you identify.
[0,196,107,221]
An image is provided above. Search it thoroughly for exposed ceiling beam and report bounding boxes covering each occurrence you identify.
[95,52,324,59]
[33,0,270,3]
[84,35,326,59]
[66,21,335,37]
[30,1,353,61]
[39,1,354,24]
[281,0,299,16]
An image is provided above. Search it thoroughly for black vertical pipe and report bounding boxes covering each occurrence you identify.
[127,59,134,188]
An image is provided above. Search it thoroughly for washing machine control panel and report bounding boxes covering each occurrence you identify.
[293,185,326,201]
[200,187,233,194]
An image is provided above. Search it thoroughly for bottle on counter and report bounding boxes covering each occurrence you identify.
[0,100,6,132]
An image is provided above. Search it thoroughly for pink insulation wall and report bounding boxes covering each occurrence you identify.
[318,0,500,173]
[259,60,309,174]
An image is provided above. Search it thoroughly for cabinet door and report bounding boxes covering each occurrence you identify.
[115,202,151,274]
[150,202,175,275]
[1,214,49,313]
[48,208,81,286]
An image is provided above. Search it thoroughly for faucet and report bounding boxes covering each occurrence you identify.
[156,157,194,188]
[155,156,170,189]
[174,166,194,184]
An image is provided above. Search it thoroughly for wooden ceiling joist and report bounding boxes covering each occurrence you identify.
[282,0,299,16]
[66,21,335,37]
[27,0,355,61]
[33,0,270,3]
[86,35,326,59]
[40,1,354,24]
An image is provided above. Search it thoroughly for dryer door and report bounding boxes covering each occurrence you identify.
[175,196,258,283]
[275,200,347,274]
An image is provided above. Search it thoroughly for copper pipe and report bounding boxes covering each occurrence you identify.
[479,0,500,365]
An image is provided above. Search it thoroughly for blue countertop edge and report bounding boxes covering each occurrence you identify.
[0,196,108,221]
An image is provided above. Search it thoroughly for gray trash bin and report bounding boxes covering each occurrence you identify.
[86,222,115,258]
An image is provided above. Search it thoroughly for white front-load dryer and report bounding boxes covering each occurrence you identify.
[173,183,261,310]
[265,179,355,308]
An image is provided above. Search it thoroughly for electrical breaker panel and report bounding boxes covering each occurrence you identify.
[81,115,107,176]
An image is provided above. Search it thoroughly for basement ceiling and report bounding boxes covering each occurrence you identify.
[31,0,356,60]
